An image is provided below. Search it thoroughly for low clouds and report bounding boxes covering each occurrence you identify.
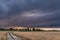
[0,0,60,27]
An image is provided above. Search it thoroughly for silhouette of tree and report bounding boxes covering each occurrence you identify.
[32,28,35,31]
[0,28,4,31]
[9,28,13,30]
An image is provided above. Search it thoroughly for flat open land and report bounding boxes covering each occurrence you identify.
[0,31,7,40]
[13,32,60,40]
[0,31,60,40]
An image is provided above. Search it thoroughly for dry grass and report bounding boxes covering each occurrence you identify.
[0,31,7,40]
[13,32,60,40]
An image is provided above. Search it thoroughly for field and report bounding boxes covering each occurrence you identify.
[0,31,7,40]
[0,31,60,40]
[13,32,60,40]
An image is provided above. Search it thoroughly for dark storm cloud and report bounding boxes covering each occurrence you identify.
[0,0,60,27]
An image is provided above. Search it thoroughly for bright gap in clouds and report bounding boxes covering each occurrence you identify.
[22,10,48,17]
[23,13,46,17]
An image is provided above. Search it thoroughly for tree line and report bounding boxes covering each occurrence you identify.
[0,28,45,31]
[0,28,60,32]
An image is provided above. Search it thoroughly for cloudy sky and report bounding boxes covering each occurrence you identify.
[0,0,60,27]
